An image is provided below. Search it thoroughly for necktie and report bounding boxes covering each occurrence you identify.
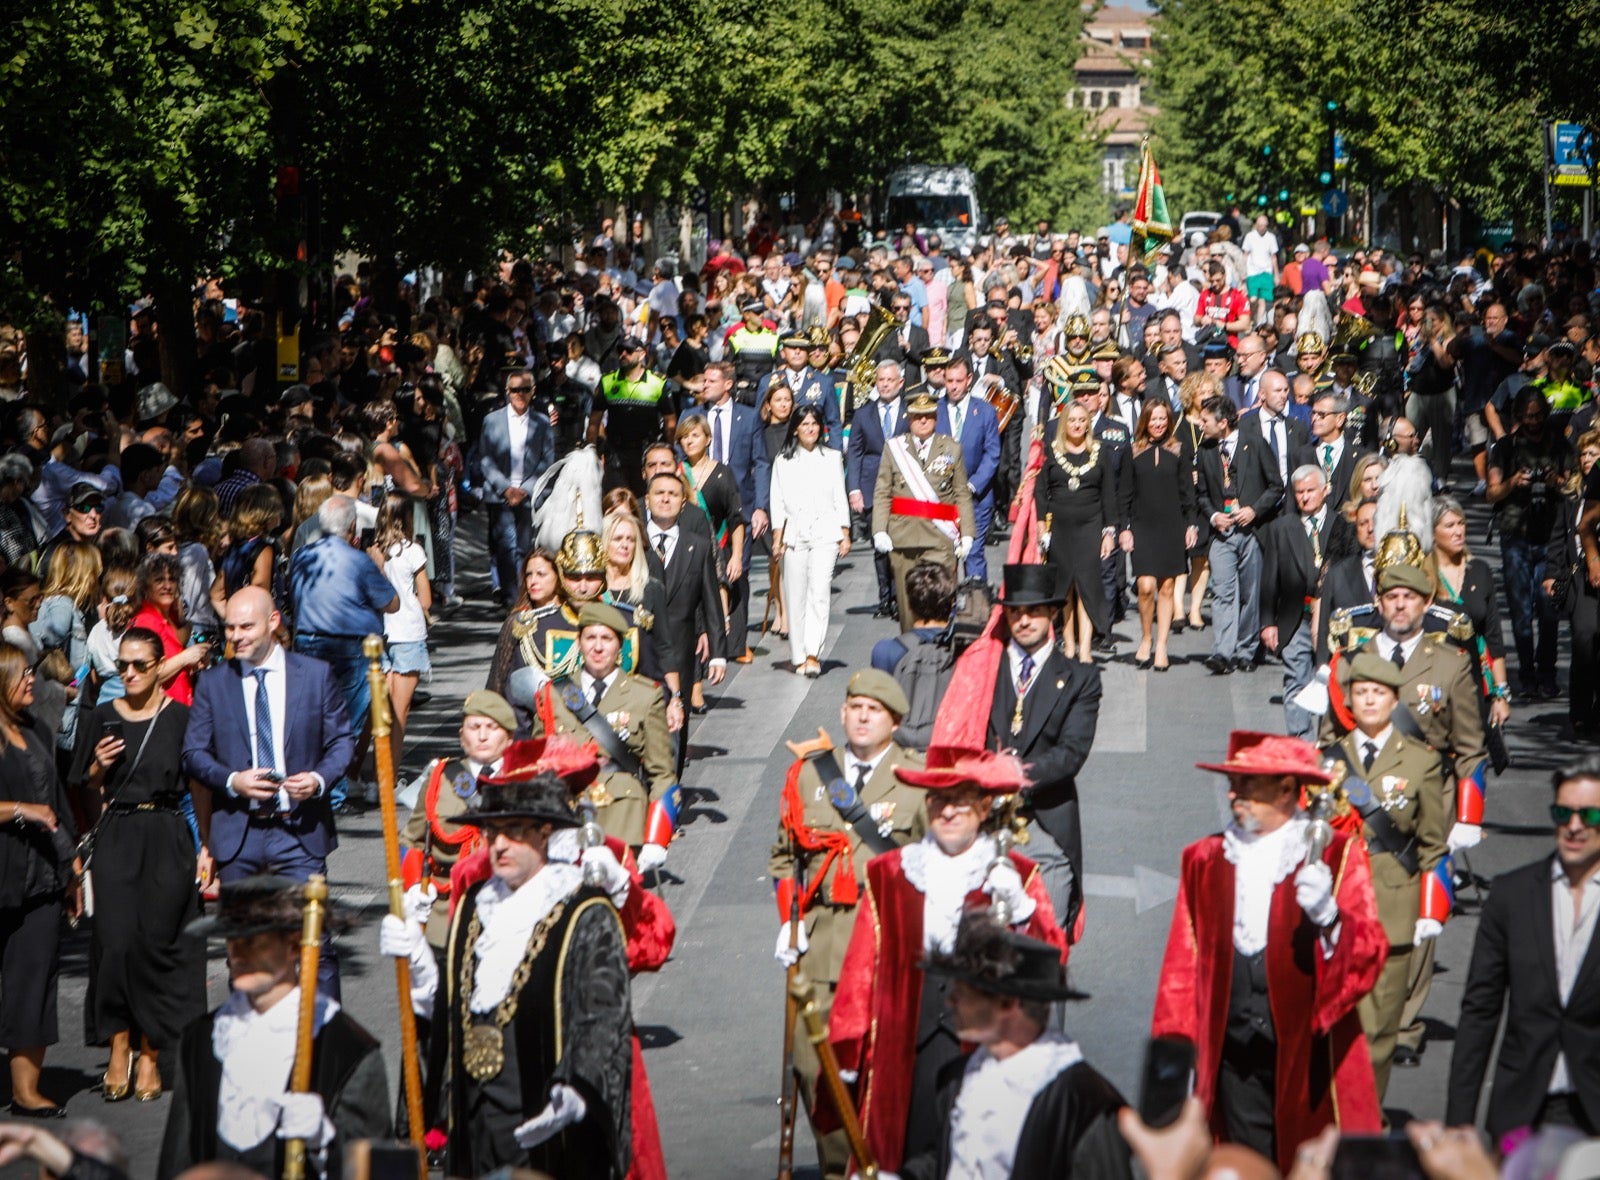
[1306,514,1322,565]
[1267,416,1282,462]
[591,677,608,709]
[952,403,964,441]
[1246,376,1258,406]
[1322,443,1334,473]
[656,532,668,560]
[882,403,893,435]
[1362,740,1377,772]
[1019,652,1035,695]
[1391,642,1407,672]
[712,407,724,462]
[252,668,275,774]
[853,763,871,798]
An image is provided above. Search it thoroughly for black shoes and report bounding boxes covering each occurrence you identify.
[1203,655,1233,675]
[1233,658,1257,674]
[1392,1045,1422,1068]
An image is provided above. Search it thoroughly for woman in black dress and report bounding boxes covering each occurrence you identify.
[0,640,82,1116]
[1119,400,1198,671]
[1428,496,1511,731]
[676,413,745,688]
[1173,371,1222,633]
[73,626,205,1102]
[1037,400,1116,662]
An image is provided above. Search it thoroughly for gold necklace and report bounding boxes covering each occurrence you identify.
[458,898,565,1082]
[1051,441,1101,491]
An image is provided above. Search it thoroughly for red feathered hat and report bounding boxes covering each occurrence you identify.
[894,745,1030,794]
[1194,731,1332,784]
[479,734,601,792]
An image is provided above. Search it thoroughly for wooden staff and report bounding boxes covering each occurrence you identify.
[365,635,427,1177]
[790,969,877,1180]
[283,875,328,1180]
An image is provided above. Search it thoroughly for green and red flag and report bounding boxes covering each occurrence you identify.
[1130,138,1173,266]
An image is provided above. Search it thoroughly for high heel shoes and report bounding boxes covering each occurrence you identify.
[102,1070,132,1102]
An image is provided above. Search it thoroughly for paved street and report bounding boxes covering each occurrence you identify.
[28,502,1585,1179]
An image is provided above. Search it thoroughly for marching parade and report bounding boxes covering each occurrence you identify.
[4,8,1600,1170]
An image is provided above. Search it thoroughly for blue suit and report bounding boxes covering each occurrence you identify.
[182,650,355,995]
[755,368,843,449]
[847,396,910,608]
[936,394,1002,580]
[472,403,557,598]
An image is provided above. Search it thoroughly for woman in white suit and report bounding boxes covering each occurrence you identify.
[768,405,851,677]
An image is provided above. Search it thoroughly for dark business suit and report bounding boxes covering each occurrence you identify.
[848,396,910,607]
[1238,406,1309,489]
[1260,508,1332,738]
[681,400,771,651]
[1290,437,1368,512]
[987,645,1102,936]
[962,348,1024,508]
[1447,855,1600,1137]
[645,527,727,774]
[755,367,843,449]
[875,322,931,374]
[474,403,557,599]
[182,650,355,995]
[1196,431,1284,664]
[935,394,1002,580]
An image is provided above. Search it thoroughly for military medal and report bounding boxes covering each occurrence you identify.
[463,1024,505,1081]
[452,769,478,800]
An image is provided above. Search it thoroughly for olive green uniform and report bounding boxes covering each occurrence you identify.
[869,434,975,632]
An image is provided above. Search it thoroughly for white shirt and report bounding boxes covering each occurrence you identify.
[948,1032,1086,1180]
[878,397,901,438]
[1007,640,1047,699]
[1154,280,1199,341]
[948,396,969,441]
[234,644,295,809]
[1114,393,1140,435]
[843,744,890,790]
[1224,814,1309,956]
[507,406,532,486]
[1382,631,1425,668]
[1258,412,1289,483]
[212,986,339,1152]
[1315,435,1345,475]
[902,834,998,953]
[1550,861,1600,1092]
[649,520,681,566]
[579,666,614,706]
[1242,229,1280,276]
[381,540,430,644]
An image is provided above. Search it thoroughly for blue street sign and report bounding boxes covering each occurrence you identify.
[1321,189,1348,217]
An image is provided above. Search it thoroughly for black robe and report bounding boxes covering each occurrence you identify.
[157,1008,391,1180]
[900,1055,1134,1180]
[434,878,632,1180]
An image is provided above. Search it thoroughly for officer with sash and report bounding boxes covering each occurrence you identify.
[528,602,679,874]
[757,331,843,448]
[871,391,976,632]
[1322,651,1449,1101]
[769,669,927,1179]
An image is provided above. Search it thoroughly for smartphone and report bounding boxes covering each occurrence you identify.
[102,721,124,745]
[343,1140,422,1180]
[1331,1135,1424,1180]
[264,770,286,784]
[1137,1035,1195,1130]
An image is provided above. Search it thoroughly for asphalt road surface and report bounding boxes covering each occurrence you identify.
[24,501,1585,1179]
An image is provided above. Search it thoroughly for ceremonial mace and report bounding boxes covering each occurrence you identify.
[283,875,328,1180]
[364,636,427,1178]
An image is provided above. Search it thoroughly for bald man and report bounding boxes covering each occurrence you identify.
[182,587,356,995]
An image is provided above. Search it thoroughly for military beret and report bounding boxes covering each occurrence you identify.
[578,601,631,637]
[1344,651,1406,690]
[1377,563,1433,597]
[846,668,910,718]
[462,689,517,733]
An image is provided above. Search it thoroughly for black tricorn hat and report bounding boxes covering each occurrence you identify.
[465,770,581,830]
[185,874,353,941]
[999,563,1065,607]
[922,911,1086,1002]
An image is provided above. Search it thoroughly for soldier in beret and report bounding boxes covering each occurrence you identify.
[770,669,927,1178]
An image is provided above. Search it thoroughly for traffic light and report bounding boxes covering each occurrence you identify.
[1326,100,1339,113]
[1278,188,1289,202]
[1318,170,1333,186]
[1256,194,1268,207]
[1262,144,1273,157]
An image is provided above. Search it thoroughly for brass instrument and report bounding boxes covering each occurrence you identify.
[844,305,897,411]
[1314,312,1377,387]
[282,876,329,1180]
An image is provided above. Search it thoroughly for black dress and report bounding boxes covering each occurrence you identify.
[1120,443,1197,580]
[1037,441,1115,634]
[681,461,743,579]
[71,702,205,1048]
[1432,556,1505,694]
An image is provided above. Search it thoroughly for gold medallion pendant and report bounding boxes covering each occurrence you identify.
[462,1023,505,1081]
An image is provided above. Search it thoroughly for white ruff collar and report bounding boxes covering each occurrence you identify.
[212,986,340,1151]
[950,1032,1085,1179]
[471,863,583,1013]
[904,833,996,953]
[1223,814,1308,956]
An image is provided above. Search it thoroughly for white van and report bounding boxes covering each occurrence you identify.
[883,165,984,254]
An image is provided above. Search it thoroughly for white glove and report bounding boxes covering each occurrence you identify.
[873,531,894,554]
[379,913,418,959]
[839,1069,859,1085]
[1294,862,1339,928]
[1413,917,1444,945]
[513,1084,587,1149]
[636,842,669,874]
[380,914,440,1017]
[1447,822,1483,852]
[982,860,1036,925]
[273,1092,333,1146]
[402,882,437,927]
[774,921,809,968]
[1038,531,1052,553]
[955,536,973,560]
[581,843,631,904]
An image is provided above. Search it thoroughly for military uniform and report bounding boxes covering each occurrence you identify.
[1329,725,1448,1099]
[532,672,675,849]
[401,755,488,950]
[770,742,927,1179]
[870,425,975,632]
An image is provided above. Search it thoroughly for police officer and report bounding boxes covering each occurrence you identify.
[726,297,780,404]
[587,334,673,495]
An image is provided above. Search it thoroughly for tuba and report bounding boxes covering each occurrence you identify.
[843,305,897,412]
[1314,311,1377,387]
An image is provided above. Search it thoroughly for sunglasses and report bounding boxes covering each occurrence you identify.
[72,501,104,513]
[1551,804,1600,829]
[116,658,157,673]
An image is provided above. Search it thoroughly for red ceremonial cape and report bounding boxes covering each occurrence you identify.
[450,842,674,1180]
[824,844,1067,1173]
[1151,828,1386,1174]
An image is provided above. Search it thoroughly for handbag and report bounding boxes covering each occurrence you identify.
[76,701,170,872]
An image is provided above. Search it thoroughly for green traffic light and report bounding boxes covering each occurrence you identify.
[1256,194,1268,206]
[1326,100,1339,112]
[1318,170,1332,185]
[1277,189,1289,201]
[1262,144,1273,156]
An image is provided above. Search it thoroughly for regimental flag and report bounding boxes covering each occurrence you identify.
[1130,138,1174,267]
